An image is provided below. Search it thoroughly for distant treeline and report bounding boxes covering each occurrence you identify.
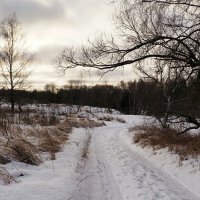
[0,79,199,117]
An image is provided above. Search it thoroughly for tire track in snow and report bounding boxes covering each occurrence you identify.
[69,124,200,200]
[91,135,124,200]
[92,124,200,200]
[70,128,124,200]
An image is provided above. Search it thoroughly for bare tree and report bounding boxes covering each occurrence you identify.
[44,83,57,93]
[54,0,200,133]
[55,0,200,76]
[137,58,190,127]
[0,14,33,112]
[141,0,200,7]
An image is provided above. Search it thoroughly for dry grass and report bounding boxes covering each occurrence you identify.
[21,113,60,126]
[0,108,104,175]
[8,138,42,165]
[63,116,105,129]
[21,115,33,125]
[98,116,114,121]
[0,113,12,137]
[115,117,126,123]
[130,126,200,161]
[38,129,67,160]
[49,116,60,126]
[98,115,126,123]
[76,118,104,128]
[81,133,91,159]
[0,167,17,185]
[57,118,73,132]
[37,115,102,160]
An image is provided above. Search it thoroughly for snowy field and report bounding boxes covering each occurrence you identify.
[0,105,200,200]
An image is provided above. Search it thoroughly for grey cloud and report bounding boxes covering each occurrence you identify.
[0,0,119,89]
[0,0,113,28]
[34,44,65,64]
[0,0,67,25]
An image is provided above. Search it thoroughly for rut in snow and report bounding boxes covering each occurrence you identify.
[70,124,200,200]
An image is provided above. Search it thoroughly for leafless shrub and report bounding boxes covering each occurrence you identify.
[131,126,200,161]
[0,166,17,185]
[75,131,91,175]
[20,112,34,125]
[8,138,42,165]
[33,114,57,126]
[21,113,60,126]
[39,130,62,160]
[21,115,33,125]
[71,132,93,200]
[20,113,42,125]
[81,133,91,159]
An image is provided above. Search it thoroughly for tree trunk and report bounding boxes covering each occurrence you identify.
[10,88,14,113]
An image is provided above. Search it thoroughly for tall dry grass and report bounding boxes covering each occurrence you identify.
[0,106,106,184]
[8,138,42,165]
[0,167,17,185]
[130,125,200,161]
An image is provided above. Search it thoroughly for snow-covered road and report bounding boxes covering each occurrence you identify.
[71,122,199,200]
[1,118,200,200]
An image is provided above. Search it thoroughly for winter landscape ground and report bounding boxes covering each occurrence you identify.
[0,105,199,200]
[0,1,200,199]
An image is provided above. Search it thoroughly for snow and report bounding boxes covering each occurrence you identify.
[0,110,200,200]
[92,125,198,200]
[0,128,90,200]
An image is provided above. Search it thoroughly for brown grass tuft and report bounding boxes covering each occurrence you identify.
[8,138,42,165]
[130,126,200,161]
[21,113,60,126]
[115,117,126,123]
[0,167,17,185]
[63,117,104,129]
[98,115,126,123]
[81,134,91,159]
[98,116,114,121]
[39,130,61,160]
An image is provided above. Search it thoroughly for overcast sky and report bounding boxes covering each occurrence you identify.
[0,0,136,89]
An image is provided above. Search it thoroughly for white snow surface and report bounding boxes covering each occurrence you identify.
[0,114,200,200]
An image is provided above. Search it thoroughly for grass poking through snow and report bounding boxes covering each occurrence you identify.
[130,126,200,162]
